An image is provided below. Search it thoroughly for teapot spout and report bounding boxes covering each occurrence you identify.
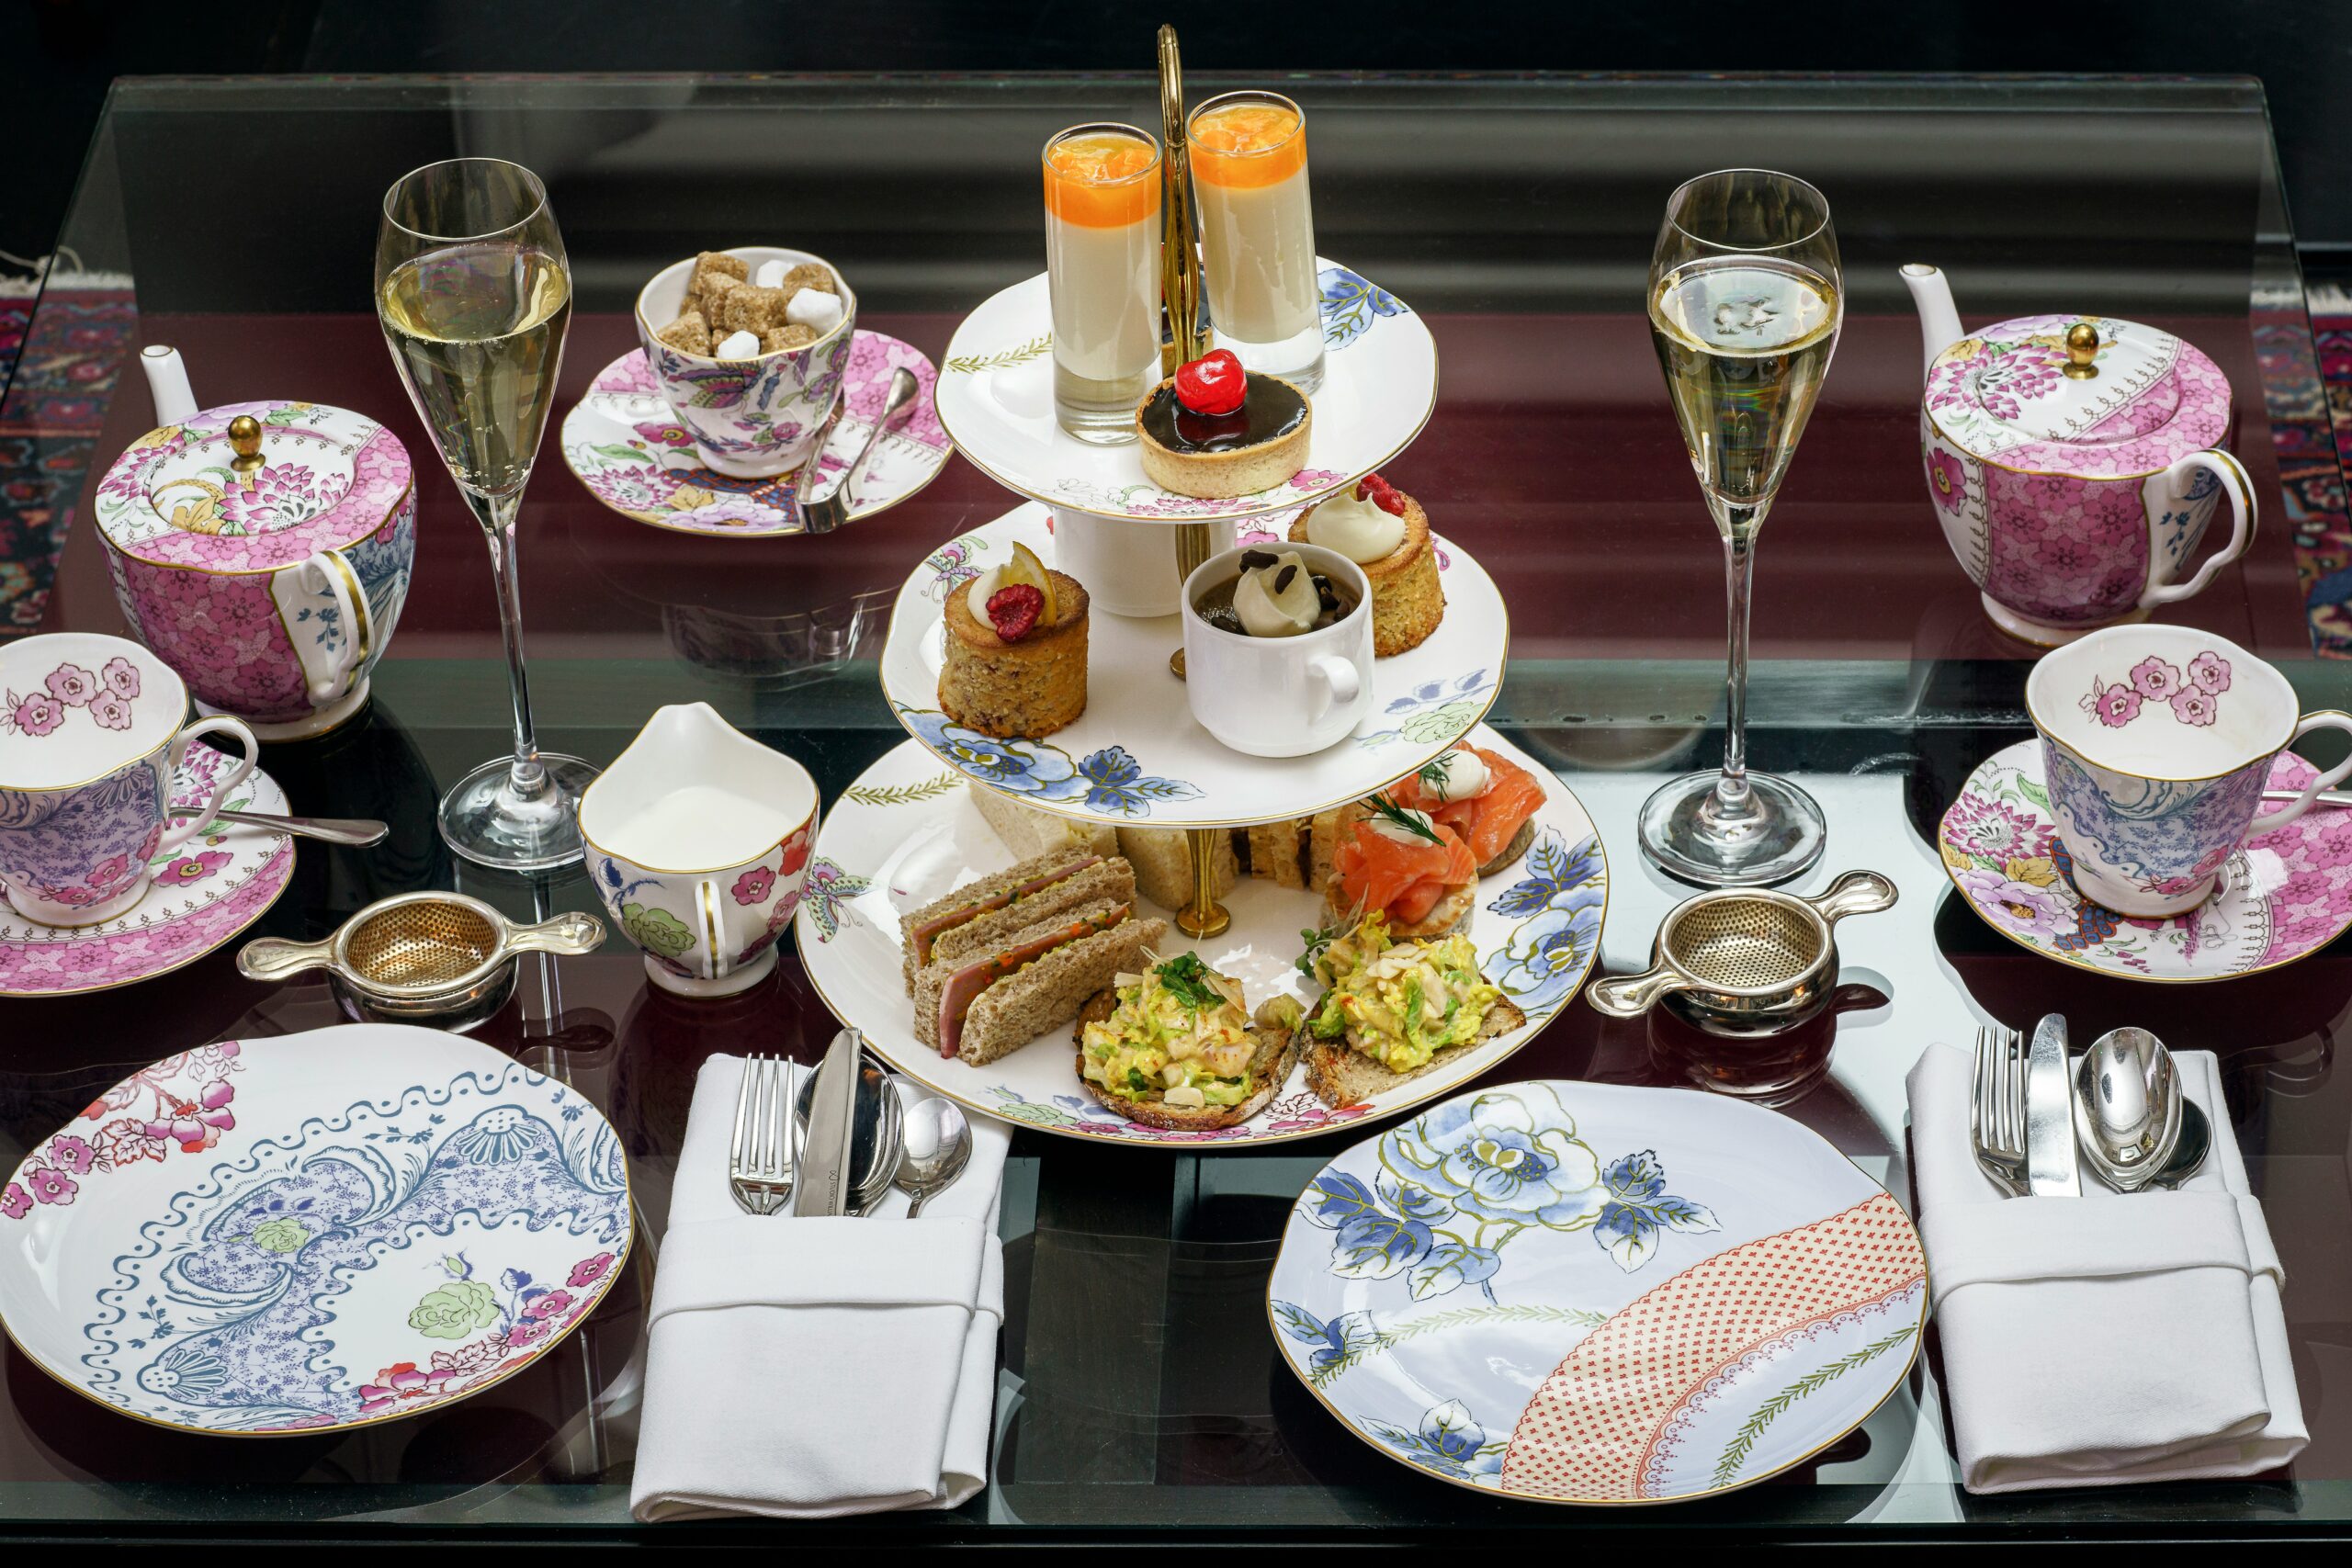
[139,344,200,426]
[1901,264,1965,378]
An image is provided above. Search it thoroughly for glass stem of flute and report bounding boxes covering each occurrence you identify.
[469,489,550,805]
[1715,507,1762,820]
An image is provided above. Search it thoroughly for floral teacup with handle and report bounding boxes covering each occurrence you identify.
[0,633,260,926]
[2027,625,2352,917]
[580,702,819,998]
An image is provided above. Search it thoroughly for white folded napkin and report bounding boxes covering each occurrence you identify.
[1907,1043,2305,1494]
[630,1055,1011,1521]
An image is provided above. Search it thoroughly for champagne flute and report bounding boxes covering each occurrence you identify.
[376,158,596,872]
[1639,169,1842,886]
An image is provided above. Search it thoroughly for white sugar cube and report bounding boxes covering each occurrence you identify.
[754,259,788,289]
[716,329,763,359]
[786,288,843,333]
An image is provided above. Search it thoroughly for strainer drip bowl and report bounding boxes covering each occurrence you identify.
[344,901,503,987]
[1663,897,1824,991]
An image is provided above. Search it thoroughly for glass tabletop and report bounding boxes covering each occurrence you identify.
[5,72,2348,1543]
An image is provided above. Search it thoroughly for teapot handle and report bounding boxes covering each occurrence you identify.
[2141,450,2256,610]
[292,548,372,705]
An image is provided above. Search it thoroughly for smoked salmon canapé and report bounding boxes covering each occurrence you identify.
[1389,743,1544,877]
[1324,796,1481,940]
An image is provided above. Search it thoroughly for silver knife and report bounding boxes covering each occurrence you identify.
[2025,1011,2080,1197]
[793,1027,864,1216]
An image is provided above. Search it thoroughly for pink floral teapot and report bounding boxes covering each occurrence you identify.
[1901,265,2255,647]
[95,347,417,740]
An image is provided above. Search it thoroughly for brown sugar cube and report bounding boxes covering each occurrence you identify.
[655,310,713,355]
[686,251,748,301]
[717,285,792,334]
[697,272,743,323]
[778,263,836,297]
[763,323,819,353]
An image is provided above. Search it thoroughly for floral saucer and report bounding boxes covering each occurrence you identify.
[560,331,951,537]
[933,261,1435,523]
[0,1026,631,1436]
[1939,739,2352,981]
[797,727,1605,1147]
[880,502,1508,829]
[1269,1080,1925,1503]
[0,745,294,997]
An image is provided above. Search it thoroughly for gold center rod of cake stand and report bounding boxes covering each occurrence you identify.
[1158,24,1207,374]
[1176,828,1231,940]
[1159,28,1230,943]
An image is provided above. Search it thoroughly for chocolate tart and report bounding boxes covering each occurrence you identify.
[1135,372,1311,499]
[938,569,1090,739]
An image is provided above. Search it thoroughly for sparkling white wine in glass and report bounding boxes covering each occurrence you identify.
[379,242,571,500]
[1649,254,1838,525]
[376,157,594,873]
[1635,169,1841,889]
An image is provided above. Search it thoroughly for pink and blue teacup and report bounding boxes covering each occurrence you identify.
[0,633,259,926]
[2027,625,2352,917]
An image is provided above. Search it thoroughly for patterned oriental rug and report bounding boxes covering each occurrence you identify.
[1,277,2349,656]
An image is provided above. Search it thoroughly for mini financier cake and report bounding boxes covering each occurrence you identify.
[1136,348,1310,500]
[938,546,1089,739]
[1291,472,1443,657]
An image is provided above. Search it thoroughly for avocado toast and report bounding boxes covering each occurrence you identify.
[1299,913,1525,1108]
[1073,953,1305,1131]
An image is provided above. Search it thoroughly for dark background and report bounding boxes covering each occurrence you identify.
[9,0,2352,277]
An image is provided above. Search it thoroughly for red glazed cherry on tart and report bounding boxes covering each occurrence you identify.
[1174,349,1247,416]
[986,583,1045,641]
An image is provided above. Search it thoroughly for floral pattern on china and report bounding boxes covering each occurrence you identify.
[95,400,414,570]
[2082,650,2233,729]
[1939,739,2352,980]
[3,655,142,739]
[0,745,295,998]
[0,1031,633,1435]
[1266,1080,1927,1502]
[1923,313,2231,479]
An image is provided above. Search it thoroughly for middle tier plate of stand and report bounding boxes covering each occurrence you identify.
[882,502,1509,829]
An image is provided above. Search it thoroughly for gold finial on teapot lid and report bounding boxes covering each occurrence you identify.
[227,414,266,475]
[2063,321,2101,380]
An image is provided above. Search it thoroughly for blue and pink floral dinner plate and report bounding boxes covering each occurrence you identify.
[1269,1081,1926,1503]
[0,1027,633,1436]
[797,727,1606,1147]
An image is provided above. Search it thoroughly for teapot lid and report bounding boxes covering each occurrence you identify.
[1923,313,2231,478]
[95,400,413,570]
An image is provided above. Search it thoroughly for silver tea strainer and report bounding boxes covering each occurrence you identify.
[238,891,605,1031]
[1585,870,1896,1037]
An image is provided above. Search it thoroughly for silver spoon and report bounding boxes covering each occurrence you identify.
[2071,1027,2182,1193]
[800,367,919,536]
[2143,1099,2212,1190]
[2262,788,2352,809]
[169,805,388,847]
[894,1096,972,1218]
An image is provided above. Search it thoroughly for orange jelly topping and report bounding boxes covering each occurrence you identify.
[1189,103,1306,188]
[1043,133,1161,228]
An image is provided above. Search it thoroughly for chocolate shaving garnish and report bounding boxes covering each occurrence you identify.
[1273,563,1298,593]
[1239,549,1278,572]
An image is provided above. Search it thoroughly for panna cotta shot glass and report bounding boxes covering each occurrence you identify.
[1042,123,1162,445]
[1181,543,1373,757]
[1189,90,1325,393]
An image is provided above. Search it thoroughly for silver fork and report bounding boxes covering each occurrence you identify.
[1971,1024,2029,1197]
[728,1054,797,1214]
